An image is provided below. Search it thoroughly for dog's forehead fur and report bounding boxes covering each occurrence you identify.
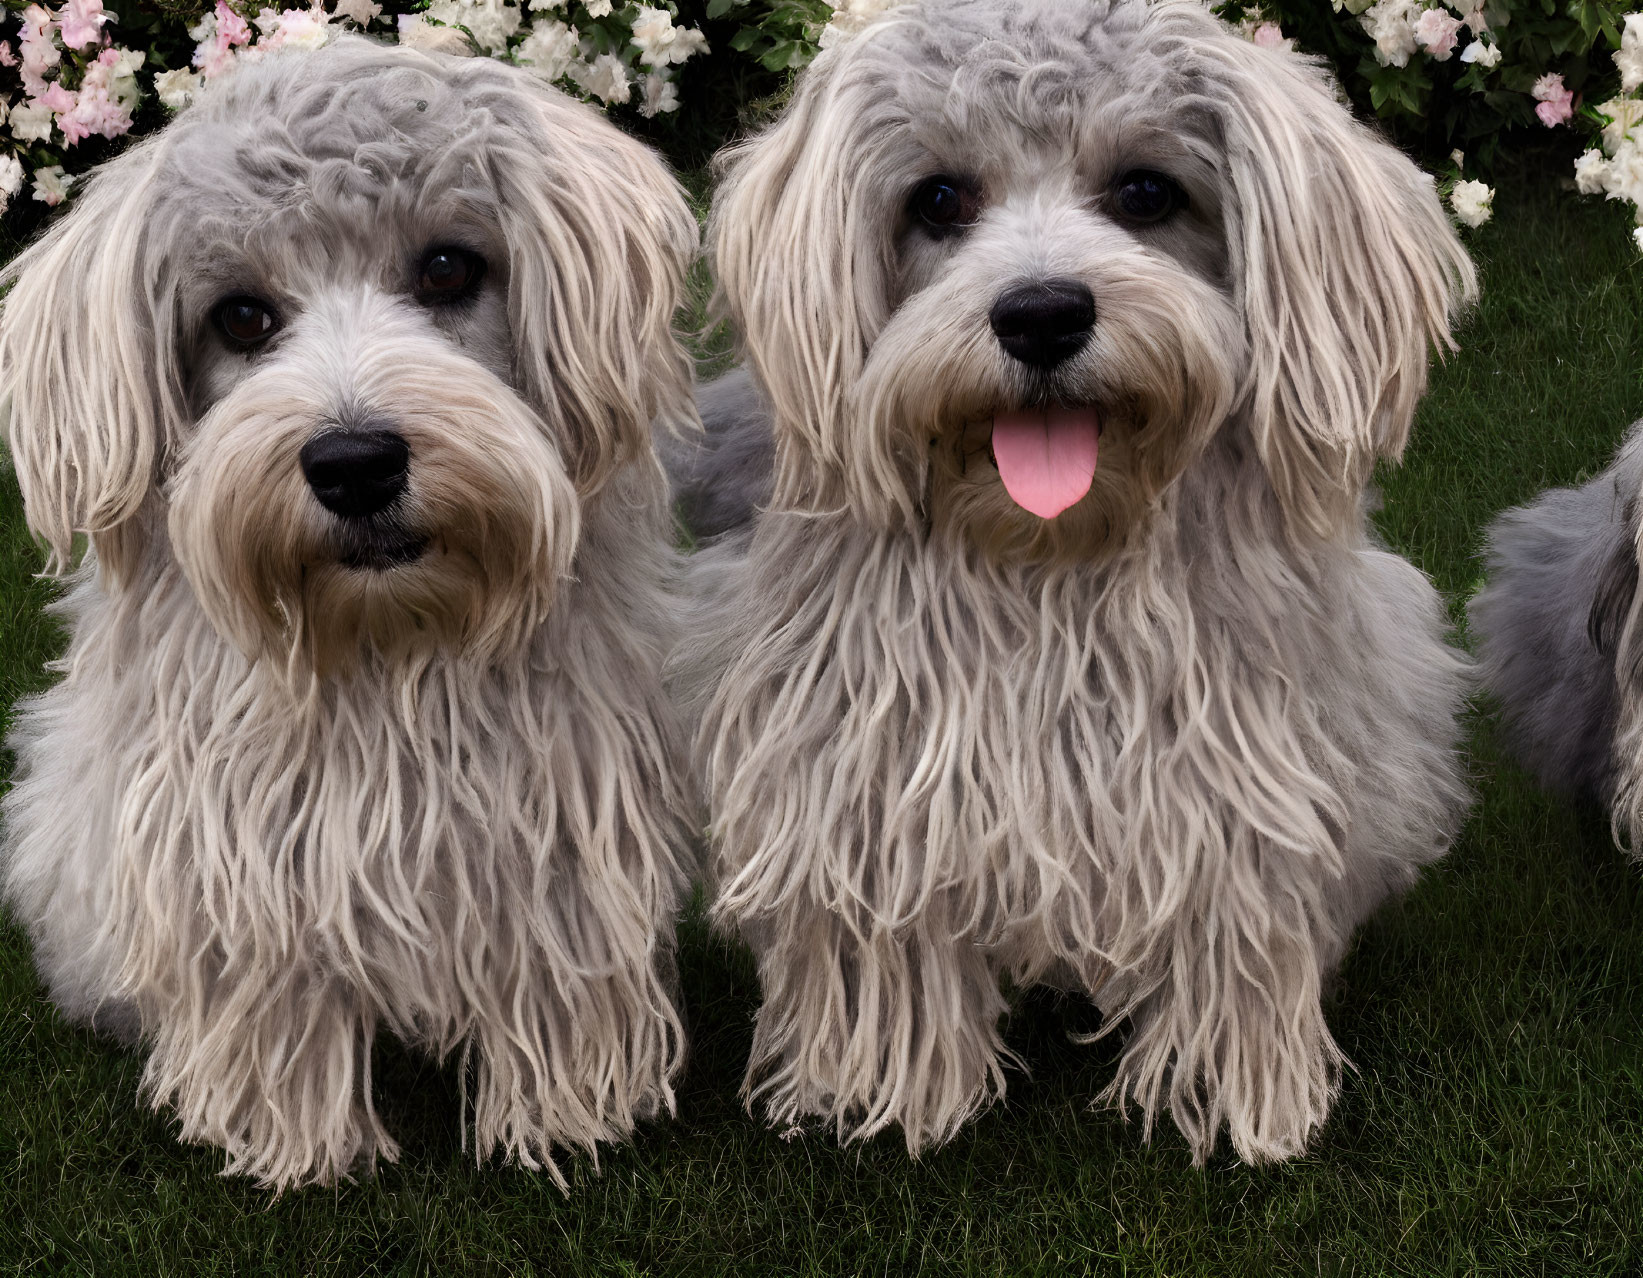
[163,38,530,204]
[843,0,1224,146]
[143,39,546,303]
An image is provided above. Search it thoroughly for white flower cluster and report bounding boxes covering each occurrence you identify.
[818,0,898,50]
[404,0,710,118]
[1573,16,1643,251]
[1350,0,1496,70]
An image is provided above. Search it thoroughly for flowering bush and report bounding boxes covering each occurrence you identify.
[0,0,730,219]
[3,0,1642,247]
[1217,3,1643,242]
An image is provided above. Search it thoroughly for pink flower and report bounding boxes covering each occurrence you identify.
[35,81,76,114]
[194,0,253,78]
[1251,22,1286,49]
[57,0,109,51]
[17,5,60,96]
[1533,72,1575,127]
[57,86,132,144]
[0,42,16,69]
[1413,8,1461,61]
[215,1,252,48]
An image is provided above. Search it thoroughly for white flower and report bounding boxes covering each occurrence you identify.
[1620,13,1643,95]
[583,0,613,16]
[425,0,523,55]
[630,6,708,66]
[154,66,204,110]
[639,71,679,117]
[1632,225,1643,253]
[1450,148,1465,170]
[268,9,332,50]
[187,11,217,42]
[1601,97,1643,155]
[1359,0,1421,69]
[1448,0,1489,35]
[332,0,384,26]
[1333,0,1374,13]
[630,7,673,62]
[31,164,73,206]
[820,0,898,49]
[97,46,148,113]
[253,7,283,36]
[0,154,24,199]
[572,51,631,103]
[1449,178,1492,228]
[528,0,565,7]
[398,13,476,54]
[8,102,54,143]
[1575,148,1613,195]
[1603,140,1643,206]
[1458,38,1499,68]
[1412,7,1461,60]
[515,19,580,81]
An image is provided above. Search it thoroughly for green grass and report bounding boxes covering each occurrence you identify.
[4,164,1643,1276]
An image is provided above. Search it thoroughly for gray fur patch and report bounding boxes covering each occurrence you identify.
[659,369,775,539]
[1471,425,1643,799]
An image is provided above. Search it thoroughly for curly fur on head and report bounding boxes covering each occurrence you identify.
[1471,424,1643,829]
[671,0,1475,1165]
[1,37,698,1189]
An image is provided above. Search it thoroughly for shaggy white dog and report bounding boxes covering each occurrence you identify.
[0,38,698,1189]
[670,0,1476,1164]
[1471,424,1643,837]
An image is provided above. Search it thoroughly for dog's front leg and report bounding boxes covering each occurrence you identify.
[461,936,684,1189]
[734,906,1012,1154]
[1098,826,1343,1166]
[139,963,391,1190]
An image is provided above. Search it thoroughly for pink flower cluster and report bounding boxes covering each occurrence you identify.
[3,2,142,163]
[192,2,253,79]
[1533,72,1575,128]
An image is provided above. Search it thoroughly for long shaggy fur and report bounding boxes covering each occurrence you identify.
[1,38,698,1189]
[672,0,1475,1164]
[1471,425,1643,809]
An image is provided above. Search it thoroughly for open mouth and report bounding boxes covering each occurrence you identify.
[988,405,1103,519]
[338,531,429,572]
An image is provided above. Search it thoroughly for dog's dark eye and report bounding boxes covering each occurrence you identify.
[214,296,279,348]
[1113,170,1187,224]
[416,247,486,302]
[910,175,981,235]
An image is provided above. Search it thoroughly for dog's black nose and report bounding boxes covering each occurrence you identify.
[989,280,1096,369]
[299,428,410,520]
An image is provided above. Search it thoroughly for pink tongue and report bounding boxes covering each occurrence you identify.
[990,407,1101,519]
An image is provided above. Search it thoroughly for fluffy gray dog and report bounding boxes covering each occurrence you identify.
[0,37,698,1189]
[670,0,1476,1164]
[1471,426,1643,820]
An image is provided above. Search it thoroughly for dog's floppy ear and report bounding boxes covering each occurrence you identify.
[1213,35,1476,538]
[495,88,697,496]
[0,138,182,578]
[708,47,899,519]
